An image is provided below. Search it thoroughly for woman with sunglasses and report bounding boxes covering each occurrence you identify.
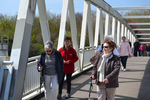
[97,35,119,56]
[90,35,119,64]
[37,41,64,100]
[91,40,121,100]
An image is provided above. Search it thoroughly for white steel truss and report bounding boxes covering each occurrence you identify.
[112,6,150,10]
[128,23,150,25]
[2,0,142,100]
[136,33,150,35]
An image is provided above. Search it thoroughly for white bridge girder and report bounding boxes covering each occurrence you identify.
[2,0,147,100]
[112,6,150,43]
[112,6,150,10]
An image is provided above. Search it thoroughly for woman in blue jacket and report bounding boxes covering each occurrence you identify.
[37,41,64,100]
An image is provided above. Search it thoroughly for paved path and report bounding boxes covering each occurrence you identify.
[33,57,150,100]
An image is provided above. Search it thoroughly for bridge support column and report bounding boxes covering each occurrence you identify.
[112,17,117,43]
[127,29,130,40]
[99,8,104,44]
[57,0,80,71]
[105,13,111,36]
[9,0,37,100]
[130,32,132,43]
[124,27,127,38]
[37,0,51,44]
[57,0,69,49]
[94,8,103,47]
[80,0,94,71]
[117,20,121,46]
[121,24,124,37]
[132,34,134,46]
[68,0,80,71]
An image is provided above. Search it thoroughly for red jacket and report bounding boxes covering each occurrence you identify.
[59,47,78,73]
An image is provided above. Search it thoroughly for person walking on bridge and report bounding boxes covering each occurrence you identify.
[91,40,121,100]
[90,35,119,64]
[37,41,64,100]
[134,40,140,57]
[146,44,150,56]
[58,37,78,99]
[118,36,131,72]
[97,35,119,56]
[139,44,145,56]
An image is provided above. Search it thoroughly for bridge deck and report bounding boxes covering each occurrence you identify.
[33,57,150,100]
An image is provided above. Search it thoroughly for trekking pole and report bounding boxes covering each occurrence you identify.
[88,78,94,100]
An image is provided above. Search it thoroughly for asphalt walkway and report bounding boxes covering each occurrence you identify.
[34,57,150,100]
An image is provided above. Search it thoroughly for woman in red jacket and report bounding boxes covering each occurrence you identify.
[57,37,78,99]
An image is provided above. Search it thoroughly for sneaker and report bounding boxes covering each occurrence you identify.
[65,93,71,99]
[121,67,124,71]
[57,93,61,100]
[123,69,126,72]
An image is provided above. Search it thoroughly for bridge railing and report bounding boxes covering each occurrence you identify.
[23,56,40,97]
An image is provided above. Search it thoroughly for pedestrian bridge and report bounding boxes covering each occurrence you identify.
[0,0,150,100]
[34,57,150,100]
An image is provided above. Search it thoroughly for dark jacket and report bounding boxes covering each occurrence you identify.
[92,53,120,88]
[37,49,64,84]
[134,42,140,50]
[146,46,150,51]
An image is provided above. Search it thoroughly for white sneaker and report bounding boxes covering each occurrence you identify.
[121,67,124,71]
[123,69,126,72]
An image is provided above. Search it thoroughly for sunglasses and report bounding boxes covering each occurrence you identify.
[46,50,52,53]
[103,46,109,48]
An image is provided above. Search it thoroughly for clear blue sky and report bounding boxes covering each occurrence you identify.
[0,0,150,16]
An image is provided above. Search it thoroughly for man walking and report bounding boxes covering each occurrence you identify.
[119,36,131,72]
[134,40,140,57]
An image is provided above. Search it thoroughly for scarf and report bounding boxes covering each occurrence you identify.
[98,52,112,82]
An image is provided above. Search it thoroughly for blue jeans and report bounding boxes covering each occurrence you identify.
[147,51,149,56]
[141,51,144,56]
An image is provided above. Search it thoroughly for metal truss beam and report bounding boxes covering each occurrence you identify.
[112,6,150,10]
[37,0,51,45]
[136,33,150,35]
[123,16,150,19]
[128,23,150,25]
[138,38,150,40]
[140,42,150,44]
[88,0,137,39]
[133,28,150,31]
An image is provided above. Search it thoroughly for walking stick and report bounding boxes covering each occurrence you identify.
[88,78,94,100]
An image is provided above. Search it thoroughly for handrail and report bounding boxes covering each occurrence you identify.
[28,55,40,62]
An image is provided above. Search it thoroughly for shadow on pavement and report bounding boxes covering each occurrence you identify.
[115,95,137,100]
[137,58,150,100]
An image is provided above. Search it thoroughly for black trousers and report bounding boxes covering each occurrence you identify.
[134,50,138,57]
[59,73,72,95]
[120,56,128,69]
[134,50,141,56]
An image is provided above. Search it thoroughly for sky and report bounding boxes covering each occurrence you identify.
[0,0,150,16]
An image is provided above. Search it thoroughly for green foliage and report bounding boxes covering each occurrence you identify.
[29,43,44,57]
[0,16,16,38]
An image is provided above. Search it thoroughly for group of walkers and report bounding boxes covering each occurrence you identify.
[37,37,78,100]
[36,35,144,100]
[133,40,150,56]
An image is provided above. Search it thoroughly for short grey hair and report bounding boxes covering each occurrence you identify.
[104,35,114,42]
[45,41,53,49]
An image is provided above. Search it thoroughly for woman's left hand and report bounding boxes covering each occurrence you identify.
[103,78,109,84]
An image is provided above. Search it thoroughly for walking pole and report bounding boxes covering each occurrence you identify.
[88,78,94,100]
